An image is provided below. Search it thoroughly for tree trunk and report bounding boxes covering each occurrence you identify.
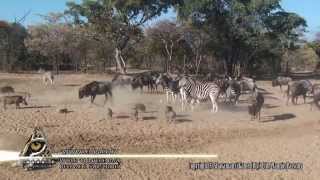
[54,56,59,75]
[115,48,126,74]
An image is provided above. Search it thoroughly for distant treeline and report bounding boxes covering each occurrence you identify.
[0,0,320,76]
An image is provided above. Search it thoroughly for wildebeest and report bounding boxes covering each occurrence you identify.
[156,74,180,102]
[286,80,312,105]
[272,76,292,91]
[0,86,15,93]
[131,73,157,92]
[165,106,176,123]
[79,81,113,104]
[248,90,264,121]
[1,95,28,110]
[311,84,320,110]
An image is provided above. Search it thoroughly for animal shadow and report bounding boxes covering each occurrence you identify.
[115,115,130,119]
[175,118,192,123]
[142,116,157,121]
[261,113,296,123]
[257,87,273,95]
[20,105,52,109]
[63,84,81,87]
[263,104,279,109]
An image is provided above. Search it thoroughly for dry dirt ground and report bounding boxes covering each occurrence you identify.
[0,73,319,180]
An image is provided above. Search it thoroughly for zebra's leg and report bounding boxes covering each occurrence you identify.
[209,94,218,113]
[166,91,169,102]
[190,99,195,111]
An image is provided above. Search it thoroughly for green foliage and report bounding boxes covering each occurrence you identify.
[175,0,306,75]
[0,21,28,71]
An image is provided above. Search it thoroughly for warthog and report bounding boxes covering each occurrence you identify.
[0,86,15,93]
[272,76,292,91]
[248,91,264,121]
[2,95,28,110]
[79,81,112,104]
[165,106,176,123]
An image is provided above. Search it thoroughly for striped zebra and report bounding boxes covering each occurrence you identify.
[225,80,241,104]
[156,74,180,102]
[179,76,220,112]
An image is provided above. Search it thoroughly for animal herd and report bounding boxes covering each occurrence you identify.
[1,69,320,123]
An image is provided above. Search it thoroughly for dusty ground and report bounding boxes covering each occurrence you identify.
[0,73,319,180]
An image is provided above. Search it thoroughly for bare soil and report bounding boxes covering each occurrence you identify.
[0,73,319,180]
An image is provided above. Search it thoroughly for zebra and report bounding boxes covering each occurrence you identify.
[239,76,256,94]
[179,76,220,112]
[225,80,241,104]
[156,74,180,102]
[38,69,54,85]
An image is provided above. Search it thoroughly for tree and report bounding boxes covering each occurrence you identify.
[176,0,306,76]
[146,20,184,72]
[25,13,76,74]
[0,21,28,72]
[66,0,179,74]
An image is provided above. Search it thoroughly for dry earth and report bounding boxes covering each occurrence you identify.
[0,73,319,180]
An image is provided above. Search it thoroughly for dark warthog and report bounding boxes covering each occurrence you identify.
[2,95,28,110]
[0,86,15,93]
[79,81,112,104]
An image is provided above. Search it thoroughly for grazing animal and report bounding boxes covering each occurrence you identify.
[248,90,264,121]
[156,74,180,102]
[131,73,156,92]
[215,76,230,101]
[1,95,28,110]
[287,80,312,105]
[132,109,139,121]
[225,80,241,104]
[58,108,68,114]
[239,76,257,94]
[165,106,176,123]
[42,71,54,85]
[272,76,292,91]
[107,108,113,120]
[133,103,146,112]
[179,76,220,112]
[79,81,113,104]
[111,74,134,87]
[311,84,320,110]
[0,86,14,93]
